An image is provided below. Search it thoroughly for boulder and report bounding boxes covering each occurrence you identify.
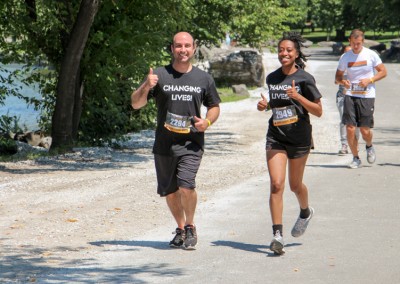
[382,40,400,62]
[12,130,52,149]
[363,39,381,48]
[232,84,250,97]
[197,47,265,87]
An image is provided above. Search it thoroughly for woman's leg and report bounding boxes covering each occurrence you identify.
[267,150,288,225]
[288,154,309,209]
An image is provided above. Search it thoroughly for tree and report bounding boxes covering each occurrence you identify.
[1,0,307,152]
[51,0,99,149]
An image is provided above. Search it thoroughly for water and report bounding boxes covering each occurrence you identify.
[0,63,41,130]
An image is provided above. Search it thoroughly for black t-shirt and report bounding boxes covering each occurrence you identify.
[266,68,322,146]
[149,64,220,156]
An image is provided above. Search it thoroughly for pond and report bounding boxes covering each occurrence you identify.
[0,63,41,130]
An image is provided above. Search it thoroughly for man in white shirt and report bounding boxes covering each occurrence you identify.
[335,29,387,169]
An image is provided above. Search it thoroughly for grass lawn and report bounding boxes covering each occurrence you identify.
[298,28,399,47]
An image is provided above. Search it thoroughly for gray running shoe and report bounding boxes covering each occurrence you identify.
[348,157,362,169]
[338,144,348,155]
[291,207,314,238]
[270,230,285,255]
[366,146,376,164]
[184,225,197,250]
[169,228,185,248]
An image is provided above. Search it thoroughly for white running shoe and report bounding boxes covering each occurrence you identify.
[366,146,376,164]
[291,207,314,237]
[270,230,285,255]
[338,144,348,155]
[348,157,362,169]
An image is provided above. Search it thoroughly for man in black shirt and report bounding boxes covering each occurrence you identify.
[131,32,220,250]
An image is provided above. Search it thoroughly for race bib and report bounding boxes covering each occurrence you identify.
[272,105,298,126]
[350,83,367,95]
[164,111,193,134]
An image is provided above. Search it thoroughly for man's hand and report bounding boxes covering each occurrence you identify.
[358,78,371,88]
[192,116,209,132]
[341,79,351,89]
[146,68,158,89]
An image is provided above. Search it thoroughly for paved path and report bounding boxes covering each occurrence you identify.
[2,49,400,283]
[111,50,400,284]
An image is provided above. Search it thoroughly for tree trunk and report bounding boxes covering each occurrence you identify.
[50,0,99,151]
[335,29,346,42]
[72,66,83,139]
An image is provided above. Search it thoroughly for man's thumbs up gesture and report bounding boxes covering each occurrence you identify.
[146,67,158,89]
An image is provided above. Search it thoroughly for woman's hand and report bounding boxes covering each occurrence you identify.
[257,93,269,111]
[286,80,300,100]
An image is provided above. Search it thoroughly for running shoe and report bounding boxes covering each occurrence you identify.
[291,207,314,238]
[366,146,376,164]
[338,144,348,155]
[184,224,197,250]
[348,157,362,169]
[270,230,285,255]
[169,227,185,248]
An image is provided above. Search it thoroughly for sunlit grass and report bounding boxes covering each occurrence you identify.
[217,87,250,103]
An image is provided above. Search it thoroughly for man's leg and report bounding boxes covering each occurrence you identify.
[179,187,197,226]
[177,187,198,250]
[346,125,359,156]
[166,190,185,229]
[360,126,373,147]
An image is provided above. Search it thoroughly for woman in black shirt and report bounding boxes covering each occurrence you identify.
[257,32,323,255]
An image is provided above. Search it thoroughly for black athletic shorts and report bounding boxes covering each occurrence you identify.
[154,153,203,197]
[342,96,375,128]
[266,135,310,159]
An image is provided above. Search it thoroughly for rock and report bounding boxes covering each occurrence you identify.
[363,39,380,48]
[15,141,48,156]
[370,43,387,54]
[232,84,250,97]
[318,41,337,47]
[303,40,313,48]
[12,130,52,149]
[204,47,265,87]
[382,40,400,62]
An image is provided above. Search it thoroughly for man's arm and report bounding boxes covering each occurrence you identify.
[372,63,387,83]
[335,69,350,89]
[358,63,387,88]
[131,68,158,109]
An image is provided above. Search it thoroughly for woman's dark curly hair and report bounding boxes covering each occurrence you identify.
[278,31,309,69]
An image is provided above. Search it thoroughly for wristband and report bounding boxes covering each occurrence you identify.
[370,77,374,84]
[205,118,211,127]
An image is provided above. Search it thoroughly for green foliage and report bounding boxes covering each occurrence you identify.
[0,136,17,156]
[0,113,25,133]
[300,0,400,40]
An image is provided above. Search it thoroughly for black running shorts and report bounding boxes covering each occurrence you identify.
[342,96,375,128]
[266,136,310,159]
[154,153,203,197]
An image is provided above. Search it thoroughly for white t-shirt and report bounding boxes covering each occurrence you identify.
[337,47,382,98]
